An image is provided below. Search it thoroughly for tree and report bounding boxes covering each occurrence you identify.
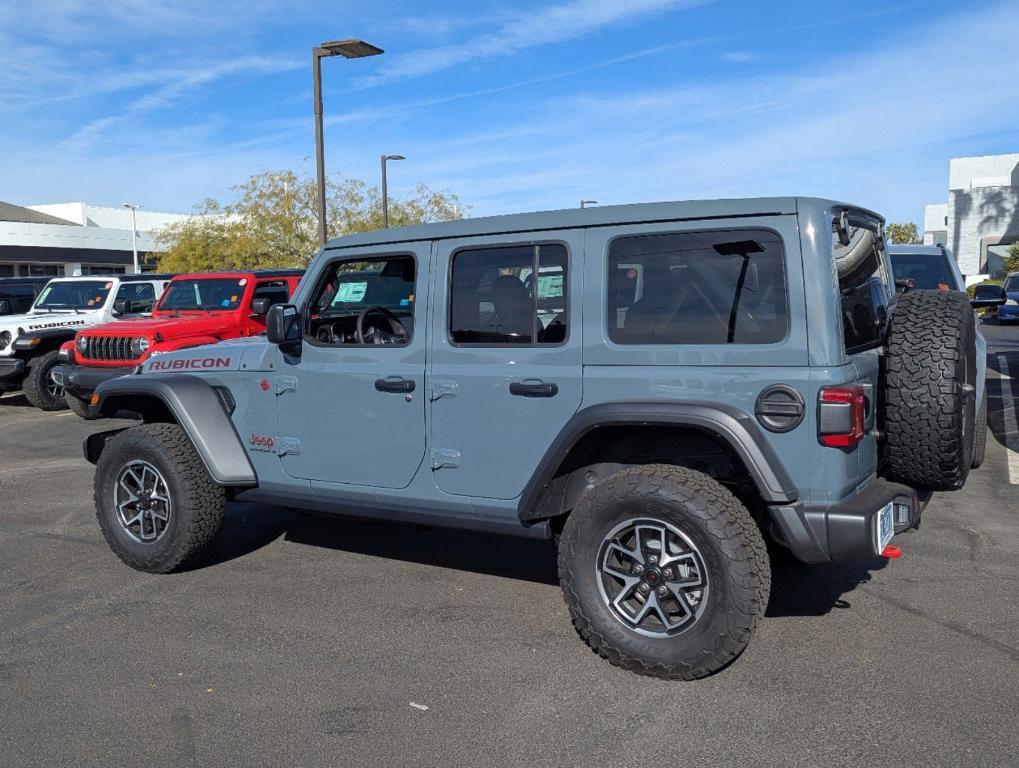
[154,169,467,272]
[887,222,921,245]
[1005,240,1019,275]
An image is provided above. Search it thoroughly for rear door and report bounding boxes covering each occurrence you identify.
[428,231,584,500]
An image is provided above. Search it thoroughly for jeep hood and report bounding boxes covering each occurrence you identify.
[142,335,270,374]
[0,309,89,334]
[88,312,237,341]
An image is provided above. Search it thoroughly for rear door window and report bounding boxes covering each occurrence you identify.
[606,229,787,344]
[835,227,891,353]
[888,252,959,290]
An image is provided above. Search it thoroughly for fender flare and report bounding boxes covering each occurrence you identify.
[88,373,256,486]
[518,401,798,523]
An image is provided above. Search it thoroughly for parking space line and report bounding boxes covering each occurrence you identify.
[996,353,1019,485]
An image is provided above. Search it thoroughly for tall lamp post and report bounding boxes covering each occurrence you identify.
[312,38,384,246]
[380,154,405,228]
[122,203,141,273]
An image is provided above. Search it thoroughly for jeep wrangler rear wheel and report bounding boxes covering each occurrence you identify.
[884,290,976,490]
[94,423,226,573]
[558,464,770,680]
[22,350,68,411]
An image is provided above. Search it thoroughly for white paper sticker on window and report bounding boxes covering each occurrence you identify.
[335,281,368,302]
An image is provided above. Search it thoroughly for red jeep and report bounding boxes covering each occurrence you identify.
[54,270,302,417]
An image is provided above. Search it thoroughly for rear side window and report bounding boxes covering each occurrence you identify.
[607,229,788,344]
[115,282,156,312]
[449,244,568,345]
[835,226,891,354]
[252,279,292,309]
[888,252,958,290]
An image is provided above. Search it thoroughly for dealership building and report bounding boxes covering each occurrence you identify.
[923,153,1019,280]
[0,201,192,277]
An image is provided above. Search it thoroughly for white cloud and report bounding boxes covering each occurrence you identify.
[720,51,754,62]
[356,0,710,87]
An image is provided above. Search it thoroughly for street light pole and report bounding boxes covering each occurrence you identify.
[380,154,405,228]
[122,203,141,273]
[312,39,385,247]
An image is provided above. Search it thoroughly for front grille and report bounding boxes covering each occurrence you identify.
[81,336,137,362]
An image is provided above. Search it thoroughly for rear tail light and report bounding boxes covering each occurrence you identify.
[818,386,866,448]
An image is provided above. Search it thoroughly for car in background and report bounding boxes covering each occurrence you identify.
[997,272,1019,324]
[0,277,49,316]
[54,269,303,417]
[888,244,989,470]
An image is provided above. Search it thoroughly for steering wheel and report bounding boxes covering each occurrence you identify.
[356,305,407,345]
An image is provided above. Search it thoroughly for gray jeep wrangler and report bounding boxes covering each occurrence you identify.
[84,198,980,679]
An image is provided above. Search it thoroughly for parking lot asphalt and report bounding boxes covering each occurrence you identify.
[1,321,1017,768]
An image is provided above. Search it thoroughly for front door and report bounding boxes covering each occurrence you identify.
[428,232,584,500]
[275,244,429,489]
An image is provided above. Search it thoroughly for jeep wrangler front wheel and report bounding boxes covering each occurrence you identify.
[558,465,770,680]
[94,423,226,573]
[22,350,69,411]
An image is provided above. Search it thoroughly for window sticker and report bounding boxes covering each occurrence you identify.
[230,295,238,302]
[105,282,113,289]
[336,282,368,302]
[221,299,231,307]
[238,278,248,286]
[537,274,564,298]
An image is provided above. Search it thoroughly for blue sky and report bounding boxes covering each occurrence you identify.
[2,0,1017,225]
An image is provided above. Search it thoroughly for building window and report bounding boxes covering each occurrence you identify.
[25,265,61,277]
[0,265,13,276]
[83,265,127,275]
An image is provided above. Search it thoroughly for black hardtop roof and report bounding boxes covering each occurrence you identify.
[0,276,50,285]
[170,269,304,279]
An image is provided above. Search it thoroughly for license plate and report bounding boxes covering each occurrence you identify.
[876,502,895,553]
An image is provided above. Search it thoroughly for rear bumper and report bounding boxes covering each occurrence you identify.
[768,479,926,563]
[0,357,25,382]
[51,364,135,396]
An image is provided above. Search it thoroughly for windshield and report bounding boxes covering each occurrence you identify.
[158,278,247,311]
[33,280,112,310]
[1004,275,1019,292]
[889,253,958,290]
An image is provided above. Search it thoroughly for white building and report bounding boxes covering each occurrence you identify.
[0,201,193,278]
[923,153,1019,279]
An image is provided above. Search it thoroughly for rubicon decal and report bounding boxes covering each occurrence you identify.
[147,357,232,371]
[27,319,88,331]
[248,433,276,452]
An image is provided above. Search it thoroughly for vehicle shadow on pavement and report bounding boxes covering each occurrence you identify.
[194,502,559,585]
[197,502,889,614]
[0,392,29,407]
[765,547,889,617]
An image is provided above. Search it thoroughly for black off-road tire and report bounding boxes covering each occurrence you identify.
[558,464,770,680]
[971,392,988,470]
[94,423,226,573]
[65,392,97,419]
[22,350,68,411]
[885,290,975,491]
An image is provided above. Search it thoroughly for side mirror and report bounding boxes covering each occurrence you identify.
[0,300,11,315]
[971,284,1007,308]
[250,297,271,316]
[112,298,132,315]
[266,304,301,347]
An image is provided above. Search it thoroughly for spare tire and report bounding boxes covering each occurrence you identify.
[884,290,975,491]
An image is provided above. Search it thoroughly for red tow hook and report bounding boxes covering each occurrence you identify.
[881,544,903,559]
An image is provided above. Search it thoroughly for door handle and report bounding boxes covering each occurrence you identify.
[375,377,416,393]
[509,380,558,398]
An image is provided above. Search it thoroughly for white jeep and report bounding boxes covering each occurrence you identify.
[0,274,170,410]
